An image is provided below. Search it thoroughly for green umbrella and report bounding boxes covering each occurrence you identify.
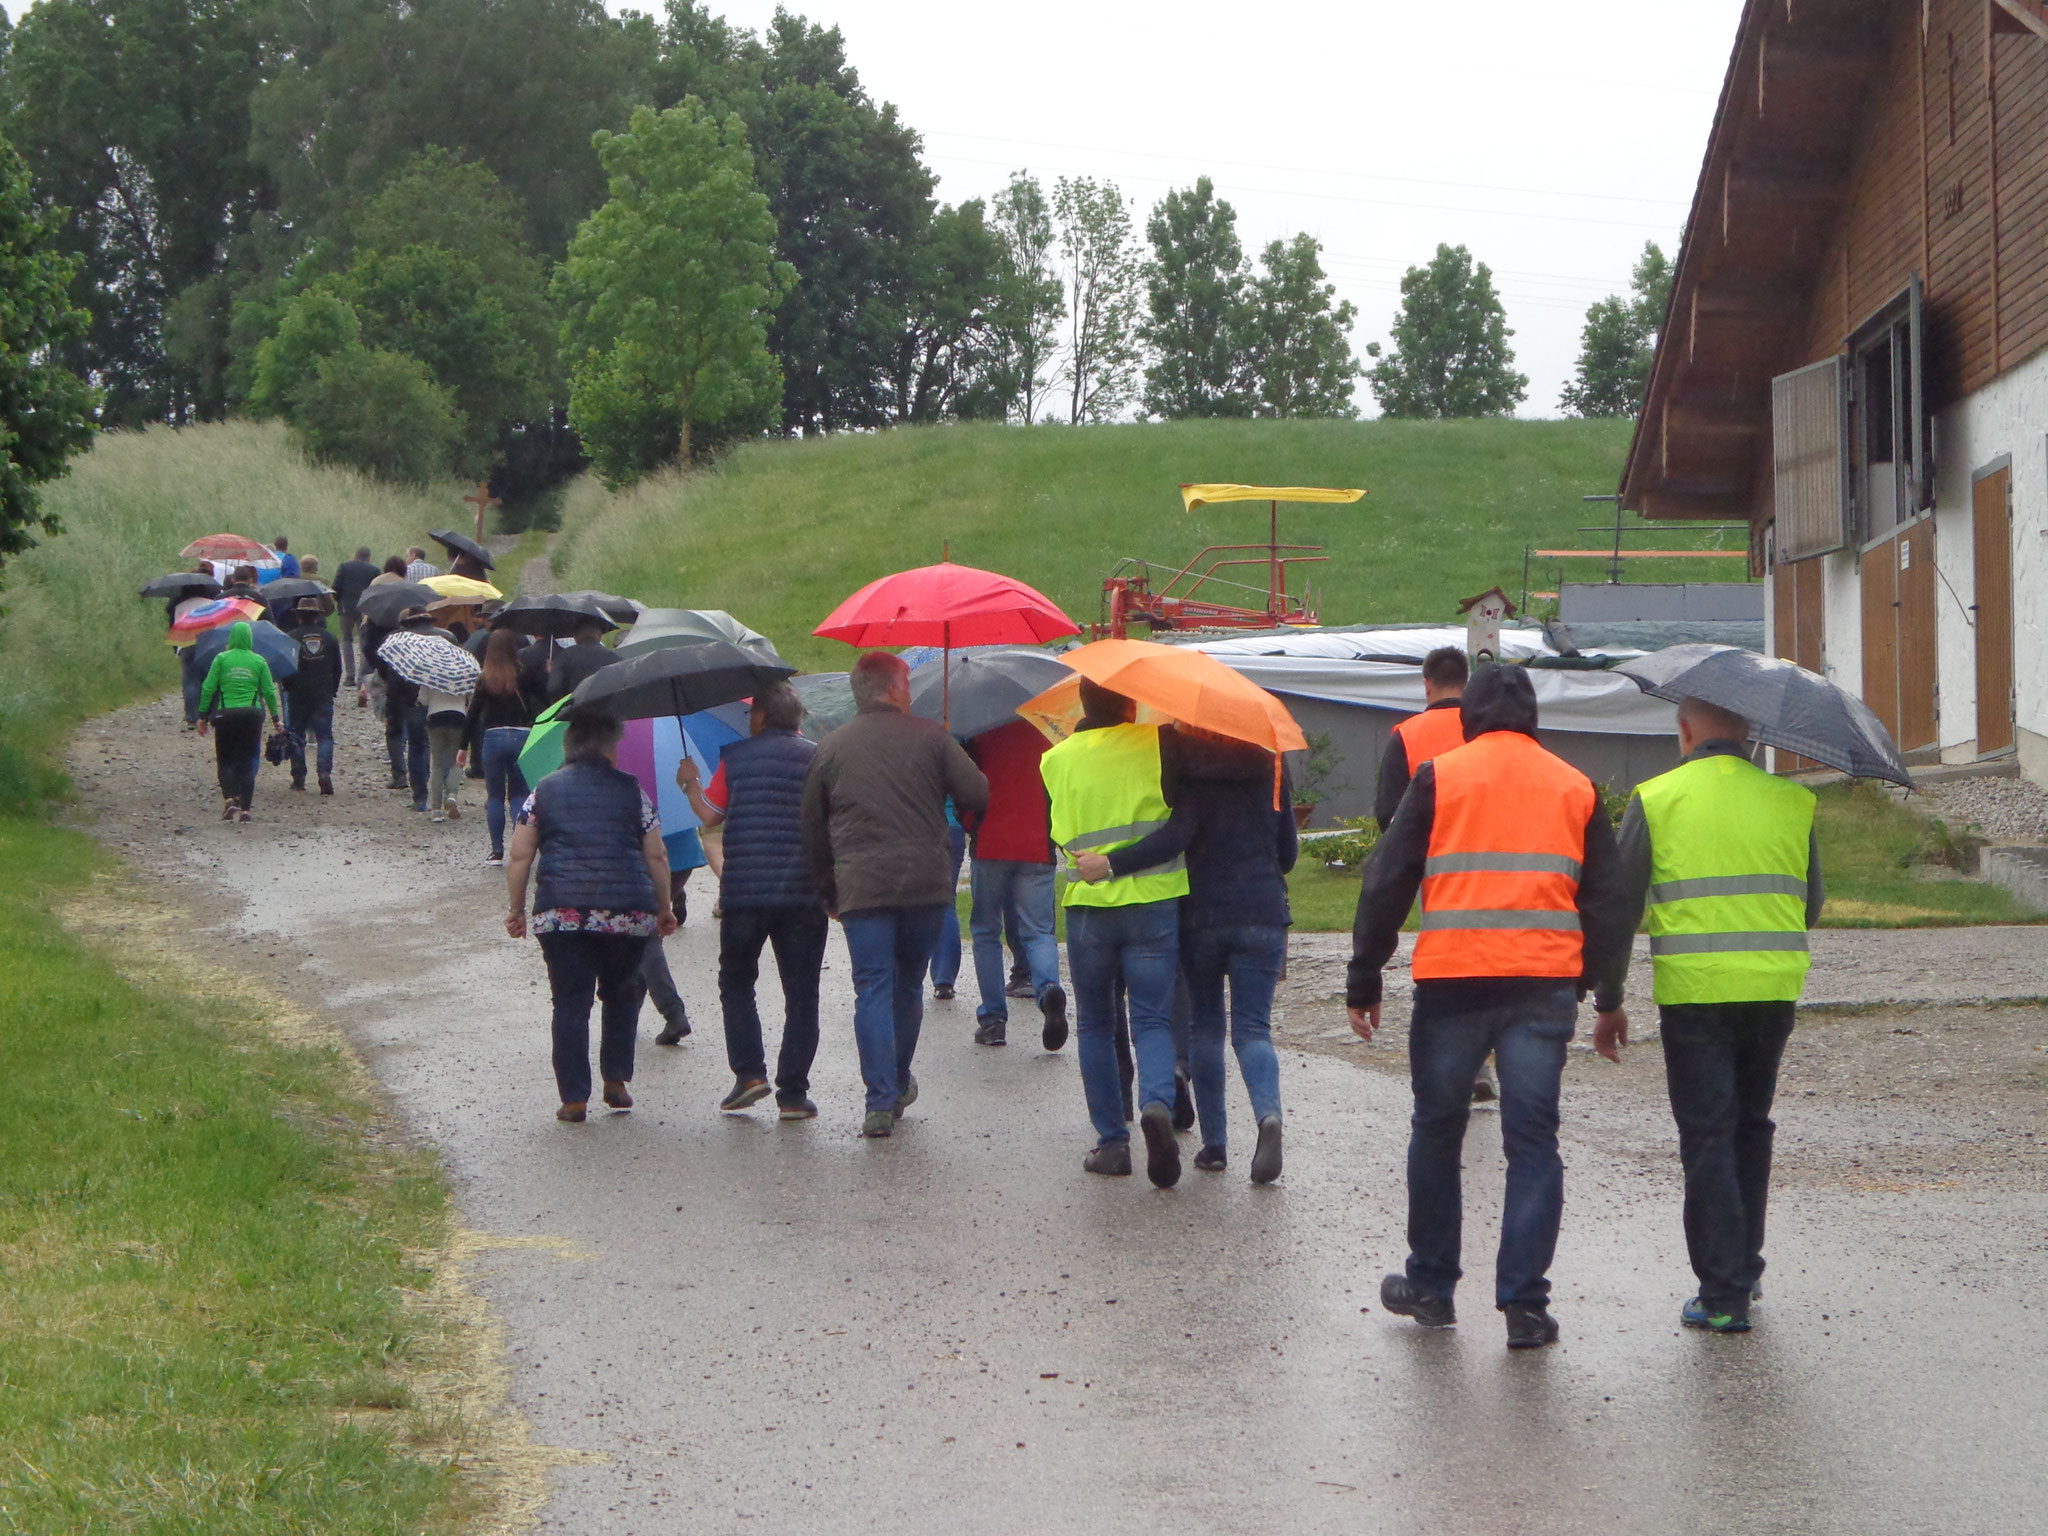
[516,697,572,784]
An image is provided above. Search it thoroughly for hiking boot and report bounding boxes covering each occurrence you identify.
[974,1018,1007,1046]
[1040,983,1069,1051]
[777,1096,818,1120]
[1192,1144,1228,1172]
[556,1102,587,1123]
[318,775,334,796]
[1681,1296,1752,1333]
[1172,1070,1196,1131]
[654,1014,691,1046]
[601,1081,633,1110]
[1083,1140,1131,1176]
[860,1110,895,1138]
[1139,1101,1181,1189]
[719,1077,771,1113]
[895,1074,919,1116]
[931,982,954,1001]
[1380,1274,1456,1328]
[1504,1303,1560,1350]
[1249,1113,1284,1185]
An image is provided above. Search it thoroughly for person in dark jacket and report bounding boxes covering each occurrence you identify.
[1077,731,1298,1182]
[505,707,677,1122]
[679,680,829,1118]
[284,597,342,794]
[465,628,543,865]
[1345,665,1632,1349]
[544,620,622,704]
[802,652,989,1137]
[331,547,379,686]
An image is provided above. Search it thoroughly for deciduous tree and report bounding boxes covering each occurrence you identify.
[987,171,1064,425]
[1365,243,1527,419]
[555,100,793,485]
[1139,177,1251,420]
[1559,241,1672,418]
[1052,176,1141,424]
[887,200,1009,424]
[1243,234,1359,418]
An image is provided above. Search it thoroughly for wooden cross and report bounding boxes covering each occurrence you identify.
[464,480,501,541]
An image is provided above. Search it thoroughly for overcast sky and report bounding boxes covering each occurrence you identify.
[680,0,1746,416]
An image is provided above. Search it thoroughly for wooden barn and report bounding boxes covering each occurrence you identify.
[1622,0,2048,778]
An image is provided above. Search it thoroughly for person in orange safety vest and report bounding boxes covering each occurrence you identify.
[1346,664,1632,1351]
[1372,645,1470,832]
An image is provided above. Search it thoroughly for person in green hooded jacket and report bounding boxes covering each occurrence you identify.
[198,620,282,821]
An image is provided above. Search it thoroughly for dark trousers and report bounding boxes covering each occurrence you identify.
[1406,982,1576,1309]
[1659,1001,1796,1311]
[212,708,266,808]
[719,903,830,1099]
[538,932,649,1104]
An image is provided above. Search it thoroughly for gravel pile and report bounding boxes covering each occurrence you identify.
[1919,774,2048,842]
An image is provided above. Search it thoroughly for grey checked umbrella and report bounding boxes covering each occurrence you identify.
[908,647,1072,739]
[379,630,482,694]
[1616,643,1911,786]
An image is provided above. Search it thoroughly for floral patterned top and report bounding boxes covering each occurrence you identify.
[517,786,662,937]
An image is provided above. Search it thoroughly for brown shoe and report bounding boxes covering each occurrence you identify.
[445,802,461,820]
[602,1081,633,1110]
[556,1102,587,1122]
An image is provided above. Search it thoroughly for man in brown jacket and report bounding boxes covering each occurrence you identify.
[803,651,989,1137]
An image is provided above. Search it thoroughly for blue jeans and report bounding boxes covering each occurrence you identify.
[1181,923,1286,1150]
[286,695,334,780]
[930,824,968,987]
[840,905,947,1113]
[1405,982,1577,1309]
[179,646,204,724]
[969,859,1059,1022]
[481,726,530,857]
[1067,900,1180,1145]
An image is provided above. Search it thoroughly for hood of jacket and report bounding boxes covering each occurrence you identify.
[227,620,253,652]
[1459,663,1539,740]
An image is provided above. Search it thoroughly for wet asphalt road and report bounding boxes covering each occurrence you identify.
[73,700,2048,1533]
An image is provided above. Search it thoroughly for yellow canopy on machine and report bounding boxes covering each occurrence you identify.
[1178,483,1367,511]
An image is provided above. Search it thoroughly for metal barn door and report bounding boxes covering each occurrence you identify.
[1973,465,2015,755]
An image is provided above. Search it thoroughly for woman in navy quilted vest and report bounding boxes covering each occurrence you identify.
[504,707,679,1122]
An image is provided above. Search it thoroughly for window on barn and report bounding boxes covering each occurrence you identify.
[1847,274,1931,544]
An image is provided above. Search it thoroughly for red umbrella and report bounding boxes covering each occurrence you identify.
[814,561,1078,726]
[179,533,275,563]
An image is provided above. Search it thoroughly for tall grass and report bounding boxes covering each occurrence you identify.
[555,416,1715,670]
[0,421,467,807]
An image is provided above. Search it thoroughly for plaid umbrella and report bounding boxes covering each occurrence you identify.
[1615,643,1911,786]
[378,630,483,693]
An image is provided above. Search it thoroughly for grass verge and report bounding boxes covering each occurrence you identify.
[0,819,473,1532]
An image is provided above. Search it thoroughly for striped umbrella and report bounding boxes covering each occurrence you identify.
[378,631,482,693]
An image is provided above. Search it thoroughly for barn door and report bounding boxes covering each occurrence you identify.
[1973,464,2015,755]
[1861,536,1901,743]
[1897,521,1937,753]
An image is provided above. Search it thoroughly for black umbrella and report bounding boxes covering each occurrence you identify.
[261,577,334,607]
[1615,643,1912,786]
[493,592,619,639]
[570,641,796,720]
[429,528,495,571]
[556,589,643,625]
[909,647,1072,739]
[353,580,443,627]
[138,572,221,602]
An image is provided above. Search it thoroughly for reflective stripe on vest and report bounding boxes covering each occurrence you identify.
[1636,752,1815,1005]
[1394,704,1468,770]
[1412,730,1594,981]
[1040,723,1191,908]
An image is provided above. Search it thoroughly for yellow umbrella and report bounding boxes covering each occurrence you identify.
[420,573,502,602]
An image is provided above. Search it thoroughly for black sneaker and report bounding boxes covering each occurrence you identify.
[777,1096,818,1120]
[1380,1274,1456,1328]
[974,1018,1007,1046]
[1039,983,1069,1051]
[1503,1303,1560,1349]
[1082,1141,1131,1176]
[931,982,954,1001]
[1171,1070,1196,1131]
[1192,1144,1227,1172]
[1249,1113,1283,1185]
[718,1076,771,1113]
[1139,1101,1181,1189]
[654,1015,691,1046]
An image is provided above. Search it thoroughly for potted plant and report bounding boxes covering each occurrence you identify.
[1291,732,1345,829]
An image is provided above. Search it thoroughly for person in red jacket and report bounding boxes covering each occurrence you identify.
[961,719,1069,1050]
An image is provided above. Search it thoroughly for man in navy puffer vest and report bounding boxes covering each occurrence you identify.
[679,681,830,1118]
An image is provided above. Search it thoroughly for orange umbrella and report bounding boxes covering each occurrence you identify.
[1017,639,1307,806]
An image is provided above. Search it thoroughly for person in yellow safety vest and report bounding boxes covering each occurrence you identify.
[1346,665,1633,1350]
[1040,678,1190,1188]
[1591,695,1823,1336]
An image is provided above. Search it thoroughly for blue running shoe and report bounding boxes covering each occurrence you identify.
[1681,1296,1752,1333]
